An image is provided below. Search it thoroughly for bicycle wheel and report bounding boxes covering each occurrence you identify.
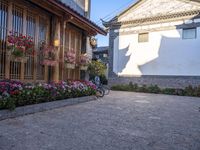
[102,85,110,95]
[96,87,105,97]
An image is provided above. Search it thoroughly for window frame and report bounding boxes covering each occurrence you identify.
[182,27,197,40]
[138,32,149,43]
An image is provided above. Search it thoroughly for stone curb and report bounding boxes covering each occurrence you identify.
[0,96,97,121]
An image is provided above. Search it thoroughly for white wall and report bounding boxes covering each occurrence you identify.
[113,27,200,76]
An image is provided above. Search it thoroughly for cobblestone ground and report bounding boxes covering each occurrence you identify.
[0,91,200,150]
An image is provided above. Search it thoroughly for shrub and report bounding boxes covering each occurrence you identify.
[111,83,200,97]
[162,88,176,95]
[147,85,161,94]
[184,85,194,96]
[138,85,148,93]
[88,60,106,76]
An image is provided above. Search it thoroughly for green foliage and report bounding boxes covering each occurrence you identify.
[0,98,16,111]
[100,75,108,85]
[162,88,176,95]
[111,82,200,97]
[148,85,161,94]
[88,60,106,76]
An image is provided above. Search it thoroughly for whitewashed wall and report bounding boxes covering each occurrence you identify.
[113,27,200,76]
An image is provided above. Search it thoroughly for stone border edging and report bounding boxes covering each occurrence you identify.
[0,96,97,121]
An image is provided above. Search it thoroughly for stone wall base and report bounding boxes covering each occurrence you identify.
[0,96,97,121]
[109,76,200,89]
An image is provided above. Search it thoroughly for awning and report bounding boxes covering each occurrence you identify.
[47,0,107,36]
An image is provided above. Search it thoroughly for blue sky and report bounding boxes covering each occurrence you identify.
[91,0,136,46]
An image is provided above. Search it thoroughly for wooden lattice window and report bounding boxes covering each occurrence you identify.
[10,4,23,79]
[64,25,82,80]
[37,16,48,80]
[24,11,36,80]
[0,1,8,79]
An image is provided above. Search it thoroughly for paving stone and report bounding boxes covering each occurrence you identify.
[0,91,200,150]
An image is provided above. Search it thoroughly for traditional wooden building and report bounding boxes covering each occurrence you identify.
[0,0,106,82]
[104,0,200,88]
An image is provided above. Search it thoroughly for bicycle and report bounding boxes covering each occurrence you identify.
[95,83,110,97]
[91,76,110,97]
[101,84,110,95]
[96,85,105,97]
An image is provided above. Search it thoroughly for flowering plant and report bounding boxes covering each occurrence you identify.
[7,32,35,58]
[79,53,91,66]
[0,80,23,99]
[40,41,58,66]
[64,50,76,64]
[0,80,96,110]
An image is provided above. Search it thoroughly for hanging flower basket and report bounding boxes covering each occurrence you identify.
[80,65,88,71]
[65,63,75,69]
[40,41,58,67]
[64,50,76,69]
[7,31,34,63]
[79,53,90,71]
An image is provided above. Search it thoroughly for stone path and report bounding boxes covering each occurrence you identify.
[0,91,200,150]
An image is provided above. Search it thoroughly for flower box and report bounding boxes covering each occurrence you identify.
[80,65,88,71]
[42,59,58,66]
[65,63,75,69]
[7,51,29,63]
[10,55,29,63]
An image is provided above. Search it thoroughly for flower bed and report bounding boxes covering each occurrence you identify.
[0,80,96,110]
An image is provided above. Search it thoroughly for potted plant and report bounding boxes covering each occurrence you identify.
[79,53,90,70]
[64,50,76,69]
[40,41,58,66]
[7,31,35,63]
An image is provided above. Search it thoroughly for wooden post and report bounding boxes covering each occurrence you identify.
[5,1,13,79]
[61,20,67,80]
[33,15,40,82]
[53,18,60,82]
[20,8,27,81]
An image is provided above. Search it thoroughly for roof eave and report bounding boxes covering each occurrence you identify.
[48,0,107,36]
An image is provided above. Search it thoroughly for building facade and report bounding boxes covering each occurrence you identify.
[104,0,200,88]
[0,0,106,82]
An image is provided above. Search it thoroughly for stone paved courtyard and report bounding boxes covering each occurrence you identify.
[0,91,200,150]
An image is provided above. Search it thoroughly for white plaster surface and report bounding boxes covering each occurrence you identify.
[113,27,200,76]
